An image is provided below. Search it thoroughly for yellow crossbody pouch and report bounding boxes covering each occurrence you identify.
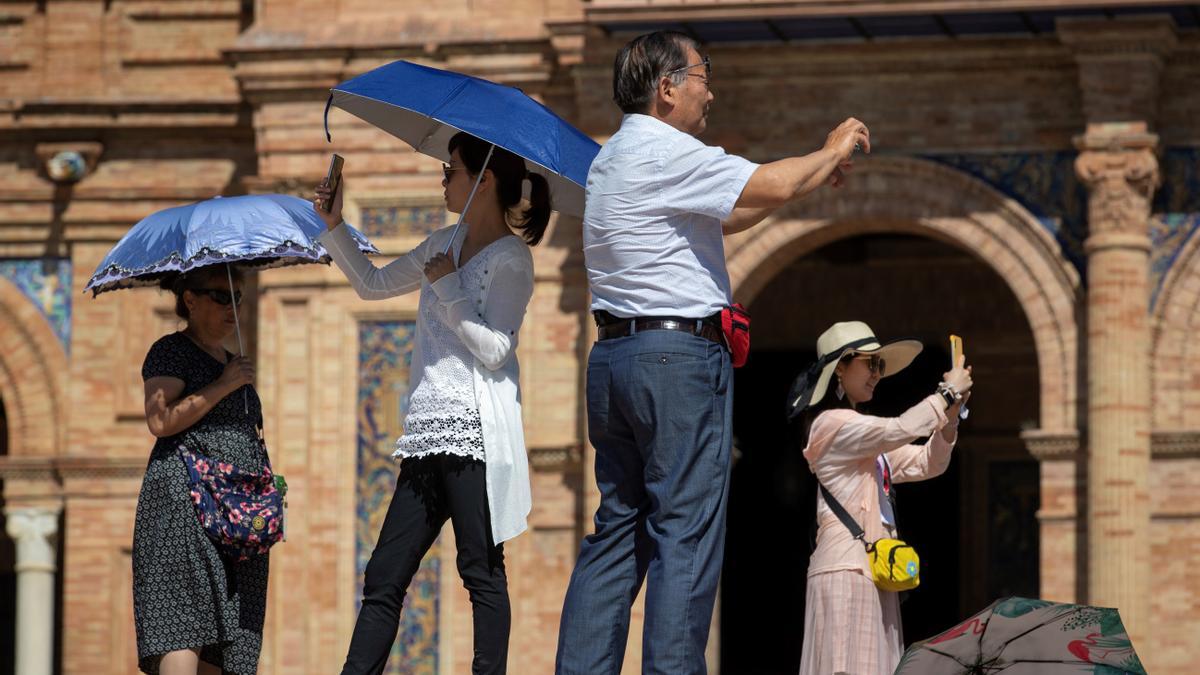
[867,538,920,592]
[818,482,920,592]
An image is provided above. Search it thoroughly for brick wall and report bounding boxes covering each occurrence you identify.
[0,4,1198,674]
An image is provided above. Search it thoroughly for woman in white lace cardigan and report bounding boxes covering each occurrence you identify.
[313,132,551,675]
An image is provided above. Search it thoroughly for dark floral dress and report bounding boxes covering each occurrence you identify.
[132,331,270,675]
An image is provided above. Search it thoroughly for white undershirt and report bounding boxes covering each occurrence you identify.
[877,455,896,527]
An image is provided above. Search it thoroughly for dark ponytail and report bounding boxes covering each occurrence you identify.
[521,172,552,246]
[448,132,553,246]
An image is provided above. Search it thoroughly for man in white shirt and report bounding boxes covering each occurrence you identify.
[555,30,870,675]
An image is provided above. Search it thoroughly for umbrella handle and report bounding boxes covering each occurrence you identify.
[323,95,334,143]
[227,264,248,415]
[442,143,496,256]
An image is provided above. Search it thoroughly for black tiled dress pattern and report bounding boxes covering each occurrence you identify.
[132,332,270,674]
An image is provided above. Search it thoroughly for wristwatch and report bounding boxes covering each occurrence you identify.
[936,382,960,408]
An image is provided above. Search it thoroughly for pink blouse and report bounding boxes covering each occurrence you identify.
[802,395,958,578]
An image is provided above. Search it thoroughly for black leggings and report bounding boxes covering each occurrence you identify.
[341,455,509,675]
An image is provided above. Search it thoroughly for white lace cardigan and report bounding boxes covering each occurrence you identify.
[318,223,534,544]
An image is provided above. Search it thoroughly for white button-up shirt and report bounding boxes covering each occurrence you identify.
[583,114,759,318]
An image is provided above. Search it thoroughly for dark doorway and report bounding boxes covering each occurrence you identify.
[721,234,1041,673]
[0,396,14,675]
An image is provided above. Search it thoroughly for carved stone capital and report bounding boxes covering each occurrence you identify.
[1074,129,1160,247]
[4,505,62,573]
[1021,429,1080,461]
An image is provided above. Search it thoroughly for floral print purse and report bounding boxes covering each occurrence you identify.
[179,445,285,562]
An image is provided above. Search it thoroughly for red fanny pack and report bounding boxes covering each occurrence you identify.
[720,303,751,368]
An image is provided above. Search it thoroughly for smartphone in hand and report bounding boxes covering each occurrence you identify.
[321,153,344,213]
[950,334,969,420]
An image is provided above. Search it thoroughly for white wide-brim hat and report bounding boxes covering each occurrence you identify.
[788,321,923,416]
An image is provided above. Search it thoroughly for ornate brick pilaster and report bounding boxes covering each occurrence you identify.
[1075,126,1159,648]
[1061,17,1177,655]
[1022,429,1083,604]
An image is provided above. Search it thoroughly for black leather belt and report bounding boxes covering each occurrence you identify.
[594,311,724,346]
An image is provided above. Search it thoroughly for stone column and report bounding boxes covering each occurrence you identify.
[1059,16,1176,651]
[6,504,63,675]
[1075,126,1159,646]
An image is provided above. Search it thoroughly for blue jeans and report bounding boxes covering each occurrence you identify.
[556,329,733,675]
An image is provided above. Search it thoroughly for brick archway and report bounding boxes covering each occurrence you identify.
[0,277,67,459]
[725,155,1081,432]
[1151,227,1200,429]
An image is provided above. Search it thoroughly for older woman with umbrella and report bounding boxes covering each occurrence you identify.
[85,194,374,675]
[316,59,597,675]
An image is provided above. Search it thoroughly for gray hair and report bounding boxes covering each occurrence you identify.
[612,31,701,115]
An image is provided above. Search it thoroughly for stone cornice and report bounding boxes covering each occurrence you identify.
[575,34,1075,86]
[1020,429,1200,459]
[528,444,583,471]
[1057,15,1179,59]
[583,0,1192,23]
[0,99,244,132]
[228,33,552,57]
[1151,431,1200,458]
[227,37,557,101]
[0,457,146,482]
[1021,429,1080,461]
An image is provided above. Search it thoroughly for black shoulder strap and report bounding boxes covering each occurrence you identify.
[818,481,870,550]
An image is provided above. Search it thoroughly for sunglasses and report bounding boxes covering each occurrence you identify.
[442,163,468,181]
[190,288,243,306]
[850,354,887,376]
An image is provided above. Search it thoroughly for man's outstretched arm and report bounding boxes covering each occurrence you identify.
[722,117,870,235]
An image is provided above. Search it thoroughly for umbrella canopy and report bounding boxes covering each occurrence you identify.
[895,597,1145,675]
[324,59,600,218]
[84,193,377,296]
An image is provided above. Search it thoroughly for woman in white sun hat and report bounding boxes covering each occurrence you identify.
[789,321,972,675]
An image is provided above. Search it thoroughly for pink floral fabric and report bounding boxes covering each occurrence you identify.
[180,446,283,562]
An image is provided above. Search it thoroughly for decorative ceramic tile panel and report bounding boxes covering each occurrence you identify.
[357,320,438,674]
[0,258,72,352]
[922,152,1089,272]
[1150,213,1200,309]
[1150,148,1200,309]
[1155,148,1200,215]
[359,204,446,239]
[926,149,1200,308]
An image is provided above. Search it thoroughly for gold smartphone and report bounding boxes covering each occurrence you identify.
[321,153,344,213]
[950,334,964,366]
